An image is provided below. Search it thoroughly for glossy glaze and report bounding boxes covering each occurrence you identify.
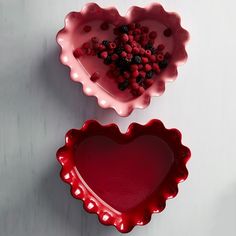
[56,120,191,233]
[56,3,189,116]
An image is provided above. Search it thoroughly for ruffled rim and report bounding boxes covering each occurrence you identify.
[56,119,191,233]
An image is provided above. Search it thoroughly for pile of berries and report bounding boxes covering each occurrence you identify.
[74,22,172,97]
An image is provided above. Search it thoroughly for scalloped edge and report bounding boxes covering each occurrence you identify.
[56,120,191,233]
[56,3,189,117]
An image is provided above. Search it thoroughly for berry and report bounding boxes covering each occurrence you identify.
[121,51,127,58]
[133,55,142,64]
[121,33,129,42]
[109,42,116,49]
[82,42,90,49]
[90,72,100,82]
[153,63,160,73]
[141,57,149,64]
[157,53,164,61]
[101,22,109,30]
[149,31,157,39]
[91,37,99,43]
[163,28,172,37]
[115,46,124,54]
[146,70,154,79]
[124,44,132,53]
[145,64,152,72]
[159,59,168,69]
[104,55,112,65]
[100,51,108,59]
[118,80,129,91]
[132,70,139,78]
[132,47,139,54]
[130,64,138,71]
[157,44,165,51]
[136,75,144,84]
[119,25,129,34]
[83,25,91,33]
[73,48,84,58]
[164,52,171,59]
[111,53,119,61]
[102,40,110,47]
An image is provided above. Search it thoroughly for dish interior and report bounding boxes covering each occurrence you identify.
[74,134,174,212]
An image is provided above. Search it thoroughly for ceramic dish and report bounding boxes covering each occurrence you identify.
[56,120,191,233]
[56,3,189,116]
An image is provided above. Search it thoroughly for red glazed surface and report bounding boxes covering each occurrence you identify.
[56,120,191,233]
[56,3,189,116]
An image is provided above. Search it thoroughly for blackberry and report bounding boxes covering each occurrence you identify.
[132,55,142,64]
[116,58,130,70]
[104,55,112,65]
[118,80,129,91]
[102,40,110,47]
[146,70,154,79]
[115,46,124,54]
[159,59,168,69]
[136,75,144,84]
[119,25,129,34]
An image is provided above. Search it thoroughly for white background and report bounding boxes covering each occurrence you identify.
[0,0,236,235]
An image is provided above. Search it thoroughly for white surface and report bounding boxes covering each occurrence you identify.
[0,0,236,235]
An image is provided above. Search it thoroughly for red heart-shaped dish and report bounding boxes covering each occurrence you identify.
[56,3,189,116]
[56,120,191,233]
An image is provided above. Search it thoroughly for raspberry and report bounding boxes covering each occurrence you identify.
[109,42,116,49]
[124,44,132,53]
[91,37,99,43]
[90,72,100,82]
[132,70,139,78]
[82,42,90,49]
[121,34,129,42]
[130,64,138,71]
[145,64,152,72]
[128,35,134,42]
[123,71,130,79]
[157,44,165,51]
[100,51,108,59]
[111,53,119,61]
[121,51,127,58]
[141,57,149,64]
[73,48,84,58]
[163,28,172,37]
[100,22,109,30]
[150,55,156,62]
[149,31,157,39]
[83,25,91,33]
[157,53,164,61]
[132,47,139,54]
[152,63,160,73]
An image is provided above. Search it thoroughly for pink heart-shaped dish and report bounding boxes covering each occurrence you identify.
[56,3,189,116]
[56,120,191,233]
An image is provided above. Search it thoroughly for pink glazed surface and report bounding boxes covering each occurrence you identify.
[56,3,189,116]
